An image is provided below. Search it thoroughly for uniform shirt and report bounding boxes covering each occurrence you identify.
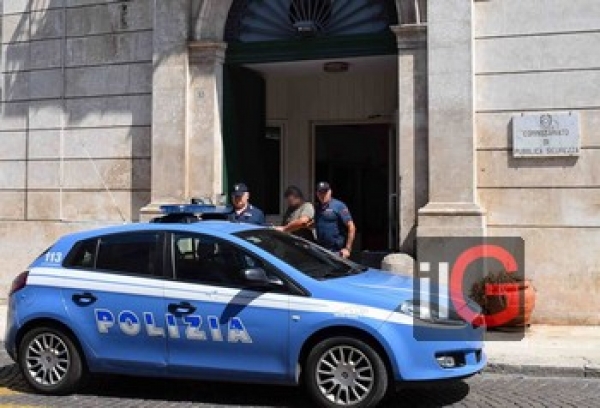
[282,202,315,242]
[315,199,353,252]
[228,204,265,225]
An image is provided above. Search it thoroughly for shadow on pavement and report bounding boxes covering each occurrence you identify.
[0,362,470,407]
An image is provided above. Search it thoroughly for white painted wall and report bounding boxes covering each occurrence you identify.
[265,66,398,199]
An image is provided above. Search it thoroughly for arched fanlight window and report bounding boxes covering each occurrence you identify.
[225,0,397,42]
[289,0,333,36]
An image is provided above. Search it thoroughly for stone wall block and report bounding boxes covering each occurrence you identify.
[0,161,26,189]
[30,9,65,41]
[0,132,27,160]
[66,31,153,67]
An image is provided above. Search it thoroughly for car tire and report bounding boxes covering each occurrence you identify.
[305,336,389,408]
[18,326,86,395]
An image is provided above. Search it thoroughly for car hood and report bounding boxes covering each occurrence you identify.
[317,269,483,326]
[318,269,415,311]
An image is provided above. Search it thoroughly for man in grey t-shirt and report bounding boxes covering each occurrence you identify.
[277,186,315,242]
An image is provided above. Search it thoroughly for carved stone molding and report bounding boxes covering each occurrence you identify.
[391,24,427,50]
[188,41,227,65]
[396,0,427,26]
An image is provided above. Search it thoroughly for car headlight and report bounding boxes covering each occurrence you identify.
[398,299,432,320]
[397,300,467,326]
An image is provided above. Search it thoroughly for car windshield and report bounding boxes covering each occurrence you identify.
[234,229,367,280]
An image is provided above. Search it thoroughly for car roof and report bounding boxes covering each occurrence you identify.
[57,221,264,245]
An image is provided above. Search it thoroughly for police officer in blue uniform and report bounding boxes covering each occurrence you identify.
[228,183,266,225]
[314,182,356,259]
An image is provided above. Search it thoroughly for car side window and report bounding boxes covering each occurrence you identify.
[66,239,98,269]
[172,233,274,288]
[95,232,164,277]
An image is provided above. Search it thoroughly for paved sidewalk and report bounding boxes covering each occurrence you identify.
[485,325,600,378]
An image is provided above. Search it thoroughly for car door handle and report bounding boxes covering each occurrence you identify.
[168,302,197,315]
[72,292,97,306]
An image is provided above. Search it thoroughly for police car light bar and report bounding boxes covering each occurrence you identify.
[159,204,232,215]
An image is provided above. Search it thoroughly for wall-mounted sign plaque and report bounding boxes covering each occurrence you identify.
[512,112,580,158]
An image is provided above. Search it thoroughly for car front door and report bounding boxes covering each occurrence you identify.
[164,232,291,382]
[62,232,168,375]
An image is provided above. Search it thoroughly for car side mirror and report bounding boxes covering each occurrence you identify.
[242,268,284,288]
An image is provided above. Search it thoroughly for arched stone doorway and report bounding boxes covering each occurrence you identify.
[146,0,481,256]
[221,0,402,253]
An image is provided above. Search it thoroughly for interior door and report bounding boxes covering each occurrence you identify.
[165,232,290,382]
[314,124,391,252]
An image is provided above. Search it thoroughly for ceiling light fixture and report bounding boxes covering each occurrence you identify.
[323,61,350,73]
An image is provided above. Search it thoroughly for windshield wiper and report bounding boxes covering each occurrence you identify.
[318,272,340,280]
[347,265,368,275]
[317,267,347,280]
[319,265,367,280]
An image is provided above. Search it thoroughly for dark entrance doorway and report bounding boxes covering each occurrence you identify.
[222,0,399,217]
[315,124,398,253]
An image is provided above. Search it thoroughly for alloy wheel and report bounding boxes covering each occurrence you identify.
[315,345,375,406]
[25,332,71,386]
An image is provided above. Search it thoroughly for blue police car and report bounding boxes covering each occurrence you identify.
[5,205,485,408]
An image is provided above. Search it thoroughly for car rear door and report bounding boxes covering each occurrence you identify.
[164,232,291,383]
[62,231,168,375]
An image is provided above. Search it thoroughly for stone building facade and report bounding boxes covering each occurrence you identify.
[1,0,599,324]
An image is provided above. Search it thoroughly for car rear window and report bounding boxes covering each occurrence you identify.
[65,239,98,269]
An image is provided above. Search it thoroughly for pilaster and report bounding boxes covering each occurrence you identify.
[187,41,227,202]
[417,0,486,237]
[392,24,429,253]
[142,0,190,217]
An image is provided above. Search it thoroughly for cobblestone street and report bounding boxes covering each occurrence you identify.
[0,350,599,407]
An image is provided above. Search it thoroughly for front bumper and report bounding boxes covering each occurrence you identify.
[380,320,486,382]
